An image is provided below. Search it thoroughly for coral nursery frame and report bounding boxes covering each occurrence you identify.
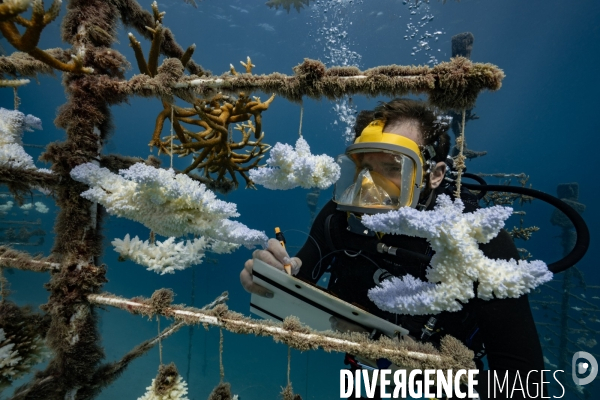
[0,0,504,398]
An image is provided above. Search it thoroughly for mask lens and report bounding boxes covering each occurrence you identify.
[338,168,397,207]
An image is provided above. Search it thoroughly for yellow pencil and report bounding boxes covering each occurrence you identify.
[275,227,292,275]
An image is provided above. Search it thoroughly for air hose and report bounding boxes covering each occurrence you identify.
[460,177,589,274]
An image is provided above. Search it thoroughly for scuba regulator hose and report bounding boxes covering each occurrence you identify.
[461,173,590,274]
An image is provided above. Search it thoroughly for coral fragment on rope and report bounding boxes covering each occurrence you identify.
[70,162,267,248]
[249,136,340,190]
[362,195,553,315]
[138,363,189,400]
[0,107,50,173]
[112,234,237,274]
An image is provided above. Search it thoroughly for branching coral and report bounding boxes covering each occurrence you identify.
[70,162,268,248]
[138,363,189,400]
[0,0,31,23]
[0,107,48,173]
[171,95,274,189]
[0,0,93,74]
[249,136,340,190]
[0,301,50,390]
[128,4,273,190]
[362,195,553,315]
[112,233,237,275]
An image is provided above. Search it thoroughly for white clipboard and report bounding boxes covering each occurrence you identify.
[250,258,409,338]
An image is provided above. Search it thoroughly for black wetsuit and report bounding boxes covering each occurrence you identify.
[295,196,545,400]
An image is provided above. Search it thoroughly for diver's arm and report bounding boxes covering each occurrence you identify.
[295,200,339,283]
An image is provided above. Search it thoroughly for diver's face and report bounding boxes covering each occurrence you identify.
[358,152,403,188]
[356,122,422,189]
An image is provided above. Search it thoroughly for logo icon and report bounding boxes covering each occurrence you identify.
[572,351,598,385]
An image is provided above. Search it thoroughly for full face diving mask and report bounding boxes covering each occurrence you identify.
[333,120,425,214]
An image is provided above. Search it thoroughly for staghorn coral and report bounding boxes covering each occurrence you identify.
[170,96,274,190]
[0,0,32,23]
[249,136,340,190]
[128,4,272,190]
[362,195,553,315]
[0,0,93,74]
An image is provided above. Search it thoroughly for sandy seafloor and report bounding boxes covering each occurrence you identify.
[1,0,599,399]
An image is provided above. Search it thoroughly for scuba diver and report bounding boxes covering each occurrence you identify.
[240,98,584,399]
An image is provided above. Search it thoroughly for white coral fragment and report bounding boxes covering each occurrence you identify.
[70,163,267,248]
[0,108,49,172]
[0,201,13,215]
[249,137,340,190]
[112,234,237,274]
[138,374,189,400]
[362,194,553,315]
[34,201,49,213]
[0,328,22,378]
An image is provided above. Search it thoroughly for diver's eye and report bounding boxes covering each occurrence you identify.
[385,166,402,173]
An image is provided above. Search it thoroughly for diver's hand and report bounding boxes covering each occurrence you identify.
[240,238,302,298]
[329,316,369,334]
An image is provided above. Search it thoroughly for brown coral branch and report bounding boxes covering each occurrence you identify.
[0,0,31,23]
[0,0,93,74]
[112,0,207,76]
[0,49,63,78]
[87,292,475,372]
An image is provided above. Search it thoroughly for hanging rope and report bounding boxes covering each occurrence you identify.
[287,346,291,386]
[185,266,196,383]
[298,103,304,138]
[0,267,6,302]
[170,105,174,169]
[13,87,20,110]
[157,316,163,365]
[219,328,224,383]
[453,108,467,198]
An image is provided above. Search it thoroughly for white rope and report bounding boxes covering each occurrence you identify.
[87,293,444,364]
[298,104,304,137]
[170,106,174,169]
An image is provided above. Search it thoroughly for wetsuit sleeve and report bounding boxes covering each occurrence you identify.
[294,200,339,284]
[475,229,546,399]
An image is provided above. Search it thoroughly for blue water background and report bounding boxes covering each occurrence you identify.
[1,0,599,398]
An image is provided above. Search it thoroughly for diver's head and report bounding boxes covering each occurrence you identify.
[334,98,451,214]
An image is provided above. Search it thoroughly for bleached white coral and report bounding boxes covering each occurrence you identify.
[138,374,189,400]
[34,201,48,213]
[0,108,48,172]
[0,201,13,215]
[0,328,22,379]
[362,194,553,315]
[112,234,237,274]
[249,137,340,190]
[70,163,267,248]
[19,201,48,214]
